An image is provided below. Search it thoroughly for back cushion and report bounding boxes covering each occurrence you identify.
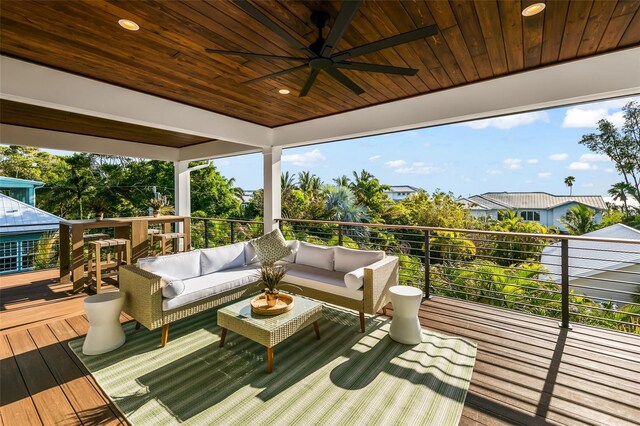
[201,242,247,275]
[282,240,300,263]
[334,246,385,273]
[137,250,201,280]
[295,242,334,271]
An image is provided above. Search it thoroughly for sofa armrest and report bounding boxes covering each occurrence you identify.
[119,265,164,330]
[362,256,399,314]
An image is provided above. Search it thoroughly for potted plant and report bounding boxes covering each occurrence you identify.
[149,197,165,217]
[256,262,288,307]
[91,197,109,221]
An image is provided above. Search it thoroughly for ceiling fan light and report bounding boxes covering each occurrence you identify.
[522,3,545,16]
[278,89,290,95]
[118,19,140,31]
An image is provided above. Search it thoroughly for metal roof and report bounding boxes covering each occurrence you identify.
[541,224,640,282]
[0,176,44,187]
[386,185,421,192]
[466,192,606,211]
[0,194,62,234]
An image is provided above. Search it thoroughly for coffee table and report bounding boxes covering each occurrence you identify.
[217,295,322,373]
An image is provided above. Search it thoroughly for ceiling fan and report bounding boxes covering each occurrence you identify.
[205,0,438,97]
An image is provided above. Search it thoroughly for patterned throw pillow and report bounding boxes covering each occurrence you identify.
[249,229,293,264]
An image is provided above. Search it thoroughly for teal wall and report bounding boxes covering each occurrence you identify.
[0,177,43,206]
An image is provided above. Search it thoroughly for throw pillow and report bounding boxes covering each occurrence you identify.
[249,229,293,264]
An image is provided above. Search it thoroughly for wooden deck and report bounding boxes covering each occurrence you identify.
[2,270,640,426]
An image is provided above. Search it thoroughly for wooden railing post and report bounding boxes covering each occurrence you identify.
[338,224,343,246]
[559,239,572,329]
[230,221,235,244]
[204,220,209,248]
[424,230,432,299]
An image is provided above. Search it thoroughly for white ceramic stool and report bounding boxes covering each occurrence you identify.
[83,292,126,355]
[389,286,423,345]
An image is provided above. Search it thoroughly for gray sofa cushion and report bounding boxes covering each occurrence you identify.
[201,242,246,275]
[137,250,201,280]
[334,246,385,273]
[162,264,259,311]
[295,242,334,270]
[284,263,362,301]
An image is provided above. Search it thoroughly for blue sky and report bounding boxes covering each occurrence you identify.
[214,95,639,197]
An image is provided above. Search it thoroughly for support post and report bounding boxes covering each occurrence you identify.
[559,239,572,329]
[204,220,209,248]
[338,224,343,246]
[174,160,190,252]
[424,230,432,299]
[262,147,282,234]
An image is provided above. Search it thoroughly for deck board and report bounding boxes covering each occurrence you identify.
[2,270,640,426]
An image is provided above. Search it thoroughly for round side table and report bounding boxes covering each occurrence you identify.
[389,286,423,345]
[83,292,126,355]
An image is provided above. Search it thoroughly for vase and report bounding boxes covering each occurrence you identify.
[95,212,104,221]
[153,210,160,218]
[265,290,279,307]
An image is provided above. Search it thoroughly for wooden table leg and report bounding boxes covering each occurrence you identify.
[59,224,70,283]
[183,217,191,251]
[71,224,86,292]
[267,347,273,373]
[219,328,227,347]
[313,321,321,340]
[130,220,149,262]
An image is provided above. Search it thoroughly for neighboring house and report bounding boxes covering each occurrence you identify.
[541,224,640,304]
[0,193,63,274]
[241,190,256,207]
[385,185,421,202]
[0,176,44,206]
[603,196,640,211]
[462,192,606,232]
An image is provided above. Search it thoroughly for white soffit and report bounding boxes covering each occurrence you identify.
[272,47,640,147]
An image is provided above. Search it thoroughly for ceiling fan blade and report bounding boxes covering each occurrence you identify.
[334,61,418,76]
[299,68,320,97]
[325,67,364,95]
[243,64,308,84]
[332,24,438,62]
[233,0,317,58]
[321,0,363,57]
[205,49,308,62]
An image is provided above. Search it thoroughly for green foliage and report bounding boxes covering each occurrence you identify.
[560,204,598,235]
[398,190,473,228]
[601,208,625,227]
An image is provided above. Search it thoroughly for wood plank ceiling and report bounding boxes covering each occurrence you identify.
[1,0,639,128]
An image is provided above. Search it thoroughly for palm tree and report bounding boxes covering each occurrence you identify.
[332,175,350,187]
[560,204,598,235]
[297,171,322,195]
[324,185,368,223]
[564,176,575,195]
[281,171,297,192]
[608,182,632,213]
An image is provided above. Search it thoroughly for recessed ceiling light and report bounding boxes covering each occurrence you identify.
[118,19,140,31]
[278,89,290,95]
[522,3,545,16]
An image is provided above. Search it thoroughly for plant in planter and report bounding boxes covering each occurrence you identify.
[91,197,110,221]
[148,198,165,217]
[256,262,288,307]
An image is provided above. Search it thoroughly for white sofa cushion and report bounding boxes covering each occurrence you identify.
[344,267,365,290]
[158,274,186,298]
[284,263,362,301]
[334,246,385,273]
[295,242,334,270]
[137,250,201,280]
[282,240,300,263]
[201,242,246,275]
[162,265,259,311]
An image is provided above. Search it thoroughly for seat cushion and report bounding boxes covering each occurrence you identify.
[334,246,385,273]
[201,242,247,275]
[295,242,334,270]
[249,229,292,264]
[284,264,363,301]
[162,265,259,311]
[137,250,201,280]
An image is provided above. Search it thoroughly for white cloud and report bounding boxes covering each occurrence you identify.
[604,168,616,173]
[548,153,569,161]
[394,161,441,175]
[368,155,381,161]
[460,111,550,129]
[538,172,552,178]
[562,101,628,128]
[282,148,326,167]
[385,159,406,168]
[527,159,539,164]
[568,161,593,171]
[486,169,502,175]
[503,158,523,170]
[579,153,610,162]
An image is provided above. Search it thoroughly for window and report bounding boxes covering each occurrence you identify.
[0,188,29,204]
[0,242,18,273]
[21,240,37,270]
[520,211,540,221]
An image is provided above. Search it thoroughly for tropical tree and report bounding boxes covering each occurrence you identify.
[281,171,297,192]
[608,181,633,214]
[332,175,350,187]
[560,204,598,235]
[564,176,575,195]
[349,169,391,219]
[297,171,322,195]
[324,185,368,223]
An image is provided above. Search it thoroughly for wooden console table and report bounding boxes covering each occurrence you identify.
[59,216,190,292]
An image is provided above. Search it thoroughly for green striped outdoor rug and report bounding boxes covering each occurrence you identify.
[70,305,476,426]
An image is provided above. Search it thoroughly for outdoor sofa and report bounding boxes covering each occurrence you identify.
[119,240,399,346]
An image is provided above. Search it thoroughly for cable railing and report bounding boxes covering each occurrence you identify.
[277,218,640,335]
[190,217,264,249]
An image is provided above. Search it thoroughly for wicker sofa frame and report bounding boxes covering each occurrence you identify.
[119,254,399,347]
